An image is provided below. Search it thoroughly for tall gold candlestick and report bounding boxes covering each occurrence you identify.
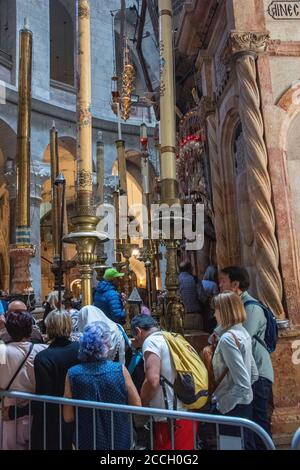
[50,123,60,257]
[9,21,35,296]
[96,132,104,205]
[64,0,106,306]
[158,0,184,333]
[77,0,93,209]
[159,0,179,205]
[16,23,32,236]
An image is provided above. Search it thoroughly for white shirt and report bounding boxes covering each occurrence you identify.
[212,324,258,414]
[0,341,48,407]
[142,331,185,420]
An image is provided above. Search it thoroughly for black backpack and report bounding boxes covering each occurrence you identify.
[244,300,278,353]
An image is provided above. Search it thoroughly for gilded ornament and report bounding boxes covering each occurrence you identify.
[78,170,93,189]
[78,1,90,20]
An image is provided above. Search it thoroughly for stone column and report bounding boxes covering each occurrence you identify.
[204,98,228,268]
[232,32,284,318]
[29,163,49,302]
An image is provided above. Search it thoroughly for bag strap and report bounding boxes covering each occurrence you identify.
[211,331,240,394]
[116,324,132,349]
[127,352,143,375]
[253,334,269,352]
[5,343,34,391]
[243,301,269,352]
[160,376,177,411]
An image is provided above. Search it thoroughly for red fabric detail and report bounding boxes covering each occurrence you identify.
[154,419,197,451]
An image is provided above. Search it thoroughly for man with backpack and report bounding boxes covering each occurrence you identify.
[130,314,197,450]
[219,266,275,448]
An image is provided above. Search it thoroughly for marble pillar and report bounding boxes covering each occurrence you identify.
[232,32,284,318]
[29,163,49,302]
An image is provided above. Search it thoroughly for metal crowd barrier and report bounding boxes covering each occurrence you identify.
[0,391,276,450]
[291,427,300,450]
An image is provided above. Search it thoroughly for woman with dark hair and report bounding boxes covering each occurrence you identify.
[63,322,141,450]
[0,311,47,450]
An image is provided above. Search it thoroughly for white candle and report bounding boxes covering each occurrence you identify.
[24,17,29,30]
[117,102,122,140]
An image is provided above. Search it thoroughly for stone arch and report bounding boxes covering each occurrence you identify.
[41,135,77,297]
[280,100,300,265]
[50,0,75,87]
[220,104,241,267]
[277,85,300,259]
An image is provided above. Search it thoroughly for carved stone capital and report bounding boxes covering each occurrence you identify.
[230,31,270,56]
[1,162,49,201]
[30,163,49,202]
[103,176,119,204]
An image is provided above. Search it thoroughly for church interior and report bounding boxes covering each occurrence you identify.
[0,0,300,451]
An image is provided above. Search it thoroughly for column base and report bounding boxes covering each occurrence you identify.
[9,243,35,296]
[271,326,300,447]
[272,406,300,448]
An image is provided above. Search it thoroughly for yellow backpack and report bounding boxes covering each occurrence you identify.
[161,331,209,410]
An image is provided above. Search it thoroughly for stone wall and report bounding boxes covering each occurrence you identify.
[176,0,300,443]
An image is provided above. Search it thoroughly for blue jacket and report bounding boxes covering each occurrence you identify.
[93,281,126,325]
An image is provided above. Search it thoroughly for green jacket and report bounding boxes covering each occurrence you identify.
[241,291,274,383]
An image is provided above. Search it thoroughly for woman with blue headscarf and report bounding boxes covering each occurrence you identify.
[63,321,141,450]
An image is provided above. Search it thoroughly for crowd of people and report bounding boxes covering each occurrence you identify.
[0,264,274,450]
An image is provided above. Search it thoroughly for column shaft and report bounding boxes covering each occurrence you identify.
[235,52,284,317]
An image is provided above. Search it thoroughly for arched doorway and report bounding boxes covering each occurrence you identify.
[41,136,78,298]
[286,111,300,259]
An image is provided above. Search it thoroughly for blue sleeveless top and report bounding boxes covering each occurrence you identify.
[68,360,131,450]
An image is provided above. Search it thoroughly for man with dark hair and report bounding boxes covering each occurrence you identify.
[131,315,195,450]
[219,266,274,448]
[178,261,204,330]
[0,311,47,450]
